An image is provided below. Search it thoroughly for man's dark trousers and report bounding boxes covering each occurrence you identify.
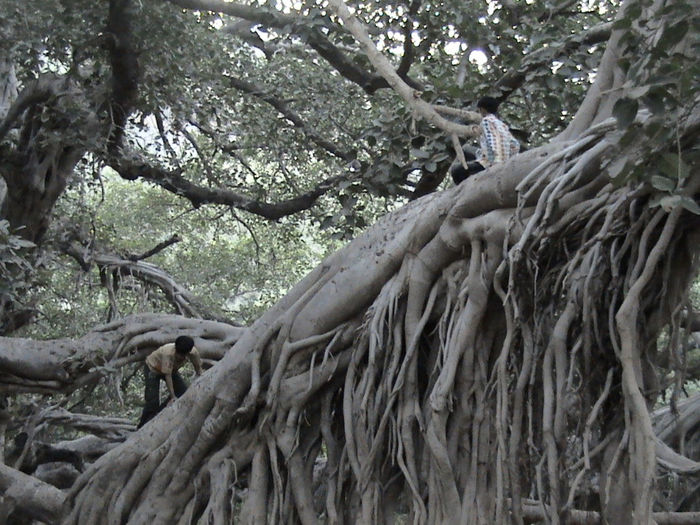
[137,365,188,428]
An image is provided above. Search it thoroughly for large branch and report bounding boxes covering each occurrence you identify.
[326,0,480,138]
[61,237,212,320]
[0,314,243,393]
[105,0,140,154]
[112,156,350,220]
[653,393,700,445]
[520,501,700,524]
[226,75,355,162]
[0,464,64,523]
[0,74,68,143]
[40,408,135,441]
[395,0,421,78]
[165,0,418,93]
[495,22,613,100]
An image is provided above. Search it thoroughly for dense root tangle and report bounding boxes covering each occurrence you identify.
[61,110,700,524]
[334,120,700,524]
[61,0,700,520]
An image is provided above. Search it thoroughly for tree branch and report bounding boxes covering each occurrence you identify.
[154,109,181,166]
[495,22,613,101]
[0,75,68,143]
[395,0,421,78]
[40,407,135,440]
[521,500,700,524]
[326,0,480,138]
[111,155,350,220]
[164,0,419,94]
[0,313,243,393]
[221,20,272,58]
[61,237,206,319]
[225,75,355,162]
[128,234,181,261]
[180,125,214,179]
[105,0,140,154]
[0,464,64,523]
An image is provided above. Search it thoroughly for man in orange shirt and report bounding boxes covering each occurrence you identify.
[137,335,203,428]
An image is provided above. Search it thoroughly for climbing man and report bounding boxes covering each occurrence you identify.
[137,335,203,428]
[450,96,520,184]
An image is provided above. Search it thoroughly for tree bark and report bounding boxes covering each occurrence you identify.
[0,314,243,393]
[4,0,700,523]
[0,463,64,523]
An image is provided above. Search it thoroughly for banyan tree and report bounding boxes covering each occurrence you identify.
[1,0,699,523]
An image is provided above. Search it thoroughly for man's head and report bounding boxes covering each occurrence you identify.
[175,335,195,354]
[477,96,500,116]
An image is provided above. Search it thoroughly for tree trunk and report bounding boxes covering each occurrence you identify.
[0,59,18,122]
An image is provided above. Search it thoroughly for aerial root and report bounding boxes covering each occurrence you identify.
[99,129,696,524]
[615,207,683,521]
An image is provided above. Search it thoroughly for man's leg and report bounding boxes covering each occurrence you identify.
[138,366,162,428]
[449,146,478,184]
[467,161,485,175]
[451,160,485,185]
[172,371,188,398]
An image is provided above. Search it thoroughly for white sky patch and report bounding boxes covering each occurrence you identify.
[411,31,422,47]
[444,40,462,55]
[469,49,488,65]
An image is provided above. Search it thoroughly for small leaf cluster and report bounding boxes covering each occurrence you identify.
[608,0,699,213]
[0,219,36,312]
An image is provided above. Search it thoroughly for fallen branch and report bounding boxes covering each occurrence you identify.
[0,463,64,523]
[40,407,135,440]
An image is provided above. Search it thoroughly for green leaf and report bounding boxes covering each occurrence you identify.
[650,176,675,192]
[607,157,629,180]
[659,153,689,180]
[612,98,638,128]
[613,17,632,30]
[627,85,650,99]
[657,21,689,51]
[679,196,700,215]
[10,238,36,249]
[658,194,686,211]
[410,148,430,159]
[643,93,666,115]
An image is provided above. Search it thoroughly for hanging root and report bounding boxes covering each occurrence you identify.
[219,123,697,523]
[62,112,700,524]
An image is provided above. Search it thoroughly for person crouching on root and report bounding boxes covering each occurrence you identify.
[137,335,203,428]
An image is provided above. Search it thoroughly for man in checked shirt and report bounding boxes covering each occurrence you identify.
[449,96,520,184]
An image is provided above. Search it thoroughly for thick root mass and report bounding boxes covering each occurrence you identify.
[60,111,700,524]
[60,1,700,520]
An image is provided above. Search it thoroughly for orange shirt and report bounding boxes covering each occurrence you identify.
[145,343,203,375]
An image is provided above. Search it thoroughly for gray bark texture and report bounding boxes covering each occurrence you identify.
[57,7,700,520]
[1,0,699,523]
